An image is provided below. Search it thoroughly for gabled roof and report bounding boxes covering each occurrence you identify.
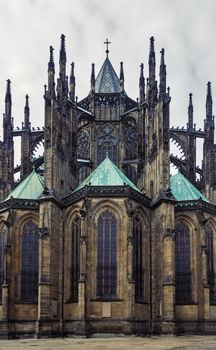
[95,57,121,93]
[170,171,209,202]
[5,169,44,201]
[75,155,140,193]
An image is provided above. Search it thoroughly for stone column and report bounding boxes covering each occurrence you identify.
[37,201,53,337]
[79,214,87,320]
[198,224,210,332]
[127,215,135,322]
[162,228,175,333]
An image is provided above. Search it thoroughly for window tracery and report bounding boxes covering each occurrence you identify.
[21,220,39,302]
[133,216,144,300]
[124,119,138,160]
[206,224,216,303]
[97,209,117,298]
[175,222,192,303]
[77,129,90,159]
[71,215,81,301]
[97,124,118,165]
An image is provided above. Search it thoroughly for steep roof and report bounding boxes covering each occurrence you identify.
[75,156,140,193]
[170,171,209,202]
[5,169,44,200]
[95,57,121,93]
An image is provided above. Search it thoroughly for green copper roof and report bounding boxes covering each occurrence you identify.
[5,169,44,201]
[170,171,209,202]
[75,156,141,193]
[95,57,121,93]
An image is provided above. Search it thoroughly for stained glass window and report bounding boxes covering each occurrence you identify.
[71,215,81,301]
[133,217,144,300]
[97,124,118,165]
[21,220,39,302]
[206,224,216,303]
[97,209,117,297]
[175,223,192,303]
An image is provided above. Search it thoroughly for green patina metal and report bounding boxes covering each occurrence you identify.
[75,155,141,193]
[170,171,209,202]
[5,168,44,201]
[95,57,121,93]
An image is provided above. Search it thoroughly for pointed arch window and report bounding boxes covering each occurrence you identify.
[71,215,81,301]
[21,220,39,302]
[133,216,144,300]
[97,209,117,298]
[175,222,192,303]
[97,124,118,165]
[206,224,216,303]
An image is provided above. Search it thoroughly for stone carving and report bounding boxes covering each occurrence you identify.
[77,129,90,159]
[124,119,138,159]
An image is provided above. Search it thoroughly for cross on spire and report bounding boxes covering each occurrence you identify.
[104,38,111,57]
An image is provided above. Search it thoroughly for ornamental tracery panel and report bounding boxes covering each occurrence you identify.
[97,124,118,165]
[124,118,138,160]
[77,129,90,159]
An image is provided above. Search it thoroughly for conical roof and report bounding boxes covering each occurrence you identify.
[75,156,140,193]
[170,171,208,202]
[5,169,44,201]
[95,57,121,93]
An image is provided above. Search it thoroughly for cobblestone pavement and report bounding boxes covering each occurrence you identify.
[0,336,216,350]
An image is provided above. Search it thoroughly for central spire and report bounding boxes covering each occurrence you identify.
[104,38,111,57]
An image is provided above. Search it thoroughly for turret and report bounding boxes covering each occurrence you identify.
[47,46,55,99]
[59,34,66,79]
[148,36,156,89]
[139,63,145,103]
[119,62,124,91]
[159,48,166,99]
[187,93,193,130]
[69,62,76,101]
[204,82,214,145]
[91,63,95,92]
[24,94,30,129]
[3,79,13,145]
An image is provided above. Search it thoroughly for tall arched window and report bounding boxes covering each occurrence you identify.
[21,220,39,302]
[71,215,81,301]
[175,222,192,303]
[133,216,144,300]
[97,209,117,297]
[97,124,118,165]
[0,225,7,301]
[206,224,216,303]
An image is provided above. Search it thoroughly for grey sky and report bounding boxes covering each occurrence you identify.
[0,0,215,166]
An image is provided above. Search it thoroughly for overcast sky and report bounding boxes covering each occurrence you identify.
[0,0,215,166]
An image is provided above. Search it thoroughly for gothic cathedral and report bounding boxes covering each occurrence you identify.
[0,35,216,337]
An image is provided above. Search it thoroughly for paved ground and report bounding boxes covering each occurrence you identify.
[0,336,216,350]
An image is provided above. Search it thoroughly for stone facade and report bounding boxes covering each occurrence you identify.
[0,35,216,338]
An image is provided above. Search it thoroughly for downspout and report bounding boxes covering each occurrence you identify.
[149,210,153,335]
[61,211,65,337]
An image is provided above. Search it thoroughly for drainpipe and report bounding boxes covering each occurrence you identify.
[149,210,153,335]
[61,211,65,337]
